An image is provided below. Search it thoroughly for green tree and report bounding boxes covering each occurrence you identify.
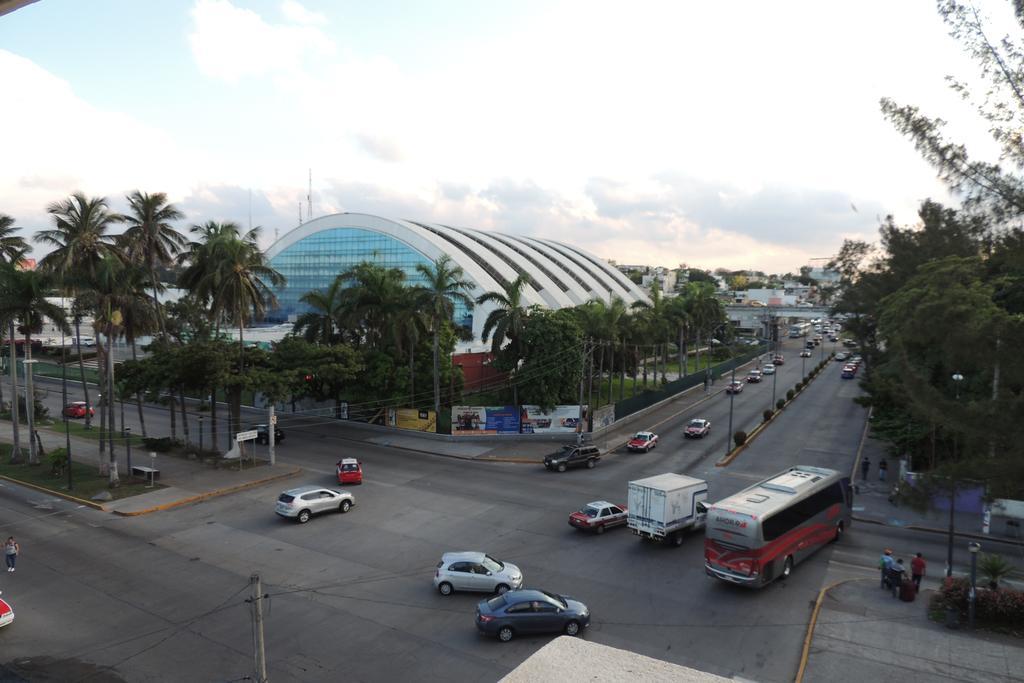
[415,255,475,415]
[515,308,583,410]
[292,276,346,344]
[477,274,531,405]
[0,213,28,425]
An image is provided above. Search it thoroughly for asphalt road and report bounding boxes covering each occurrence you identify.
[3,337,1017,681]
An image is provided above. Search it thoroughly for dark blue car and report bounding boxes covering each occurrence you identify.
[475,589,590,642]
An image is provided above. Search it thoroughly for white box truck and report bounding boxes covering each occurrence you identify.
[628,473,709,546]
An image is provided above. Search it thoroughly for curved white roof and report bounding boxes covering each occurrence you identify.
[266,212,650,340]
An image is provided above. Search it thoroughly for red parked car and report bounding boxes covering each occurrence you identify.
[63,401,95,418]
[0,592,13,629]
[336,458,363,485]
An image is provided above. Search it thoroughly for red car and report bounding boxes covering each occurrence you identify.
[336,458,363,485]
[726,380,744,394]
[0,593,13,629]
[772,355,785,365]
[568,501,628,534]
[626,431,658,452]
[63,401,95,418]
[684,418,711,438]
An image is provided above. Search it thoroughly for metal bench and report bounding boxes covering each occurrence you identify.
[131,465,159,481]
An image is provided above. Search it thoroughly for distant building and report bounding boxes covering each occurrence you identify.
[808,266,841,284]
[641,267,676,293]
[743,288,797,306]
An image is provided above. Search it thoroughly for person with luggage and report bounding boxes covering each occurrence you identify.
[890,558,907,598]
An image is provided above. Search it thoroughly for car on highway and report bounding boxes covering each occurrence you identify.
[772,355,785,365]
[761,364,776,375]
[0,592,12,629]
[63,401,95,418]
[684,418,711,438]
[475,589,590,642]
[799,349,812,358]
[726,380,744,394]
[254,424,284,445]
[275,485,354,523]
[835,352,849,361]
[568,501,628,534]
[435,552,523,596]
[544,445,601,472]
[626,431,658,452]
[841,364,857,379]
[805,340,815,350]
[746,369,762,383]
[336,458,363,484]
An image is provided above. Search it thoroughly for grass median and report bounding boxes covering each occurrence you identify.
[0,444,160,501]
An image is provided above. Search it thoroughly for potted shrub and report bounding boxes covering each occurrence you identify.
[733,430,747,447]
[979,553,1015,590]
[786,389,795,400]
[776,398,785,410]
[763,409,773,423]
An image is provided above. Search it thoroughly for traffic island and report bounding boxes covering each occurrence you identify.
[716,353,834,467]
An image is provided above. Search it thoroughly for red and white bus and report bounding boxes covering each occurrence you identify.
[703,466,852,587]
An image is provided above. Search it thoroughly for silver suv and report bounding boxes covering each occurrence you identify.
[276,485,354,523]
[434,552,523,596]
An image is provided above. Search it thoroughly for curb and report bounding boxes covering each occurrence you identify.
[851,515,1024,547]
[111,466,302,517]
[717,356,834,467]
[795,577,867,683]
[0,474,107,510]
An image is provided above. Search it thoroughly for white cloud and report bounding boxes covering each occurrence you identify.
[188,0,335,82]
[280,0,327,26]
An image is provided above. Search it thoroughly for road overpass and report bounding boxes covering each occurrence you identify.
[725,305,832,337]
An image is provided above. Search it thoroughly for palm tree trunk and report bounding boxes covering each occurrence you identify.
[410,344,416,407]
[678,328,684,379]
[152,268,166,339]
[131,341,147,437]
[24,332,37,465]
[8,321,21,464]
[107,323,119,487]
[209,385,219,452]
[75,316,92,429]
[0,324,5,411]
[596,342,605,408]
[618,346,625,401]
[97,340,107,463]
[641,345,647,389]
[432,328,440,415]
[606,344,613,406]
[695,331,702,370]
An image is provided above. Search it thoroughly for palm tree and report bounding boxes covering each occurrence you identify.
[0,214,28,419]
[37,193,123,430]
[632,280,671,384]
[112,264,157,438]
[0,264,68,464]
[292,276,347,344]
[118,191,186,338]
[476,274,530,405]
[336,262,408,350]
[665,295,692,379]
[415,255,475,416]
[685,282,724,371]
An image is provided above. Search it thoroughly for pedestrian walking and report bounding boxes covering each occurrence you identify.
[911,552,926,591]
[860,457,870,481]
[890,558,907,598]
[878,458,888,482]
[879,548,893,589]
[4,537,18,572]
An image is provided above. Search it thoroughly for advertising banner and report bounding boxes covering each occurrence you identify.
[452,406,520,435]
[519,405,587,434]
[388,408,436,433]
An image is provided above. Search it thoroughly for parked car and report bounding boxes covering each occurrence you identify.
[746,369,763,383]
[275,485,354,523]
[435,552,523,596]
[726,380,744,394]
[336,458,363,485]
[835,352,849,361]
[544,445,601,472]
[626,431,658,452]
[761,364,776,375]
[772,355,785,365]
[71,336,95,348]
[475,589,590,642]
[684,418,711,438]
[568,501,628,534]
[799,349,812,358]
[841,365,857,379]
[254,424,284,445]
[843,339,858,348]
[63,401,94,418]
[0,592,12,629]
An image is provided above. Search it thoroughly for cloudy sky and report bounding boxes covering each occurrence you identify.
[0,0,1011,272]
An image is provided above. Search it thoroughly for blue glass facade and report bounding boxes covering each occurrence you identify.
[267,227,473,328]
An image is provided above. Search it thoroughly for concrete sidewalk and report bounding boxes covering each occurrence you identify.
[0,423,299,516]
[803,579,1024,683]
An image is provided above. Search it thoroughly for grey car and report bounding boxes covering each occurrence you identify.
[275,485,354,523]
[475,589,590,642]
[434,552,523,596]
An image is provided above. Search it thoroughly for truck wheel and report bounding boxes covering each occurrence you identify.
[673,533,684,547]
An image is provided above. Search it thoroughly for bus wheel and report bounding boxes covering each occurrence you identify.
[832,522,844,543]
[781,556,794,579]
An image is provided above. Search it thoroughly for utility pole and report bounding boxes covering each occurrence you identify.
[268,404,276,466]
[586,340,595,432]
[248,573,268,683]
[576,339,588,446]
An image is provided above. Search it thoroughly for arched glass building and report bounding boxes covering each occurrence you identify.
[265,213,650,342]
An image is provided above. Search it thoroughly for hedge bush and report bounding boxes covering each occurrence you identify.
[786,389,795,400]
[937,577,1024,628]
[776,398,785,410]
[796,381,804,390]
[733,431,747,447]
[763,409,773,423]
[142,437,182,453]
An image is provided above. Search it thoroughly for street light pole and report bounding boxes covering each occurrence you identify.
[947,372,965,577]
[725,341,736,459]
[61,322,72,491]
[968,542,980,629]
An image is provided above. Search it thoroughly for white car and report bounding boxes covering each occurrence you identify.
[275,485,354,523]
[761,364,776,375]
[800,349,812,357]
[434,552,523,596]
